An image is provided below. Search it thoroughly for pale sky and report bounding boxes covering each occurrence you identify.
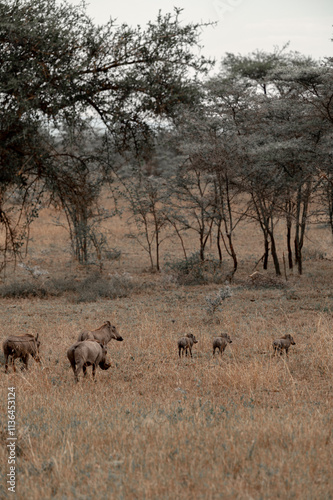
[70,0,332,63]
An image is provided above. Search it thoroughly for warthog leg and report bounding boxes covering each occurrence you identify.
[4,353,9,373]
[4,353,16,373]
[21,354,29,370]
[74,362,84,383]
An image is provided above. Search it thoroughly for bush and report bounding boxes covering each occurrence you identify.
[103,248,122,261]
[0,272,134,301]
[164,253,224,285]
[204,286,233,316]
[0,281,48,298]
[76,272,134,303]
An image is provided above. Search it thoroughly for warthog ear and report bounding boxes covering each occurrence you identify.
[105,321,111,326]
[35,333,39,341]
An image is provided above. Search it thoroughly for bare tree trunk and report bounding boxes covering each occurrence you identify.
[294,182,311,275]
[286,219,293,270]
[269,231,281,276]
[263,232,269,270]
[216,221,223,265]
[285,197,294,270]
[267,217,281,276]
[226,233,237,277]
[200,231,205,261]
[155,228,160,271]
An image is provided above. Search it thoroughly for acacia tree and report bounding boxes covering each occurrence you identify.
[0,0,213,266]
[203,77,255,276]
[217,49,329,275]
[172,156,216,262]
[118,167,169,271]
[163,76,252,277]
[270,59,333,261]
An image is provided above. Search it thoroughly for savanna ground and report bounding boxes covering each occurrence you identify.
[0,202,333,500]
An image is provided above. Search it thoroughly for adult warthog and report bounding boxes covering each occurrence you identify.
[77,321,123,345]
[67,340,111,383]
[3,333,41,373]
[213,333,232,356]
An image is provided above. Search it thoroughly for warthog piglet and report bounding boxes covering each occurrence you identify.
[178,333,198,358]
[272,334,296,356]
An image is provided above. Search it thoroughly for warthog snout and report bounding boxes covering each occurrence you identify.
[99,360,112,370]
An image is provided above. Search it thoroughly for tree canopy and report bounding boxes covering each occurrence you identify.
[0,0,213,265]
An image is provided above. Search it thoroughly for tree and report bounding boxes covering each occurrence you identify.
[0,0,213,266]
[118,167,169,271]
[46,120,107,264]
[216,49,329,275]
[270,59,333,260]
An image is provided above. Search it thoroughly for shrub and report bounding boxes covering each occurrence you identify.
[164,253,224,285]
[0,272,134,302]
[0,281,48,298]
[76,272,134,303]
[204,286,233,316]
[103,248,122,261]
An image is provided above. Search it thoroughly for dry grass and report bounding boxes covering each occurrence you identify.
[0,208,333,499]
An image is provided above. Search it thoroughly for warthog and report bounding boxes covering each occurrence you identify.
[273,334,296,356]
[178,333,198,358]
[77,321,123,345]
[213,333,232,356]
[67,340,111,383]
[3,333,41,373]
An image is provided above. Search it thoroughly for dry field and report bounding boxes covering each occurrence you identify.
[0,206,333,499]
